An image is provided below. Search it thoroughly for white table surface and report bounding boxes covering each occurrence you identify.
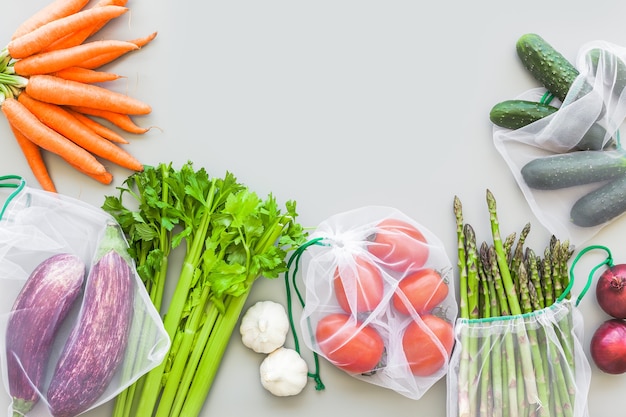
[2,1,626,416]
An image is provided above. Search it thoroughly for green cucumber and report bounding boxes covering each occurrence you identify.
[490,99,611,150]
[516,33,579,103]
[521,149,626,190]
[588,48,626,94]
[570,174,626,227]
[489,99,558,129]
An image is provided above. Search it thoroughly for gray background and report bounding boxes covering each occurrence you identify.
[2,1,626,416]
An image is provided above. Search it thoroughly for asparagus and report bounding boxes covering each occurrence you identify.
[452,191,579,417]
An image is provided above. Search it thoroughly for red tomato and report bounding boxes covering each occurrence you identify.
[402,314,454,376]
[334,255,384,314]
[392,268,449,315]
[367,218,429,272]
[316,313,385,374]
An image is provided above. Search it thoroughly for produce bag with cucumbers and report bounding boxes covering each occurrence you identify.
[492,34,626,245]
[0,176,170,417]
[292,206,457,400]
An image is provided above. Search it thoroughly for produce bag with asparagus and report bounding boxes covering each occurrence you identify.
[0,175,170,417]
[447,191,591,417]
[295,206,457,400]
[491,34,626,245]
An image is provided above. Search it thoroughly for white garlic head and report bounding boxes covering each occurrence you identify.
[260,347,308,396]
[240,300,290,353]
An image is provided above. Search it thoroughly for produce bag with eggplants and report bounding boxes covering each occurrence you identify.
[493,40,626,246]
[0,176,170,417]
[295,206,457,400]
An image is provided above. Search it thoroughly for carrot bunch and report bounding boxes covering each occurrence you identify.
[0,0,157,192]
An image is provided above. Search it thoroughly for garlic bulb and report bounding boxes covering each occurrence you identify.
[240,300,290,353]
[259,347,308,396]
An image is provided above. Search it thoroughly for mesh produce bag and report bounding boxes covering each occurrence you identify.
[447,283,591,417]
[289,206,458,400]
[494,40,626,246]
[0,176,170,417]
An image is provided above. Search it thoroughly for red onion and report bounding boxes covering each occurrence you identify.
[596,263,626,319]
[590,319,626,374]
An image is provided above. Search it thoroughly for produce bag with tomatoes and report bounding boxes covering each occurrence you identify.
[492,38,626,246]
[296,206,457,400]
[0,176,170,417]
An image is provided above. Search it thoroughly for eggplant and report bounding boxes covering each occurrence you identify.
[47,224,135,417]
[6,253,86,417]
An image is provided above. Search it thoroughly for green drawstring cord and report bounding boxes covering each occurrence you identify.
[284,236,327,391]
[540,90,555,106]
[0,175,25,220]
[567,244,614,306]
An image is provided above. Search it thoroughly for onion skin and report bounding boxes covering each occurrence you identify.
[596,263,626,319]
[590,319,626,374]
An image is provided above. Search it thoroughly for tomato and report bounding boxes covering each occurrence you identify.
[392,268,448,315]
[334,255,384,314]
[367,218,429,273]
[315,313,385,374]
[402,314,454,376]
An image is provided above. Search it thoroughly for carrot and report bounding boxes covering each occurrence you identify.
[11,0,90,40]
[7,5,128,59]
[14,40,139,76]
[69,105,149,134]
[43,0,131,51]
[66,161,114,185]
[129,31,158,48]
[7,121,57,192]
[1,97,107,176]
[65,108,129,144]
[80,31,158,69]
[50,67,122,83]
[25,75,152,115]
[18,93,144,171]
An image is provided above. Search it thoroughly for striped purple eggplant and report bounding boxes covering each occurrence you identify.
[6,253,86,417]
[47,224,135,417]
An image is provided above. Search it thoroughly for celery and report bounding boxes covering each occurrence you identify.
[103,162,307,417]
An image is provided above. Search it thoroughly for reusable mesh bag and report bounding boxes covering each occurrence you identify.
[0,176,170,417]
[287,206,458,400]
[494,40,626,246]
[446,277,591,417]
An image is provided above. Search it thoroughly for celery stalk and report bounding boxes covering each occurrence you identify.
[103,162,306,417]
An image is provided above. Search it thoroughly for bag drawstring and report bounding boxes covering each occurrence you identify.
[567,244,614,306]
[284,237,327,391]
[0,175,26,220]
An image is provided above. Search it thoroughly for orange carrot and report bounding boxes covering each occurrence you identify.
[80,31,158,69]
[66,161,114,185]
[43,0,131,51]
[25,75,152,115]
[18,93,144,172]
[65,108,129,144]
[7,5,128,59]
[129,31,158,48]
[69,105,149,134]
[7,121,57,192]
[1,97,107,176]
[11,0,90,40]
[50,67,122,83]
[14,40,138,76]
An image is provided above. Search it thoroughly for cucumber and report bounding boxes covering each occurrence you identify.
[516,33,579,102]
[489,99,558,129]
[570,174,626,227]
[588,48,626,94]
[521,149,626,189]
[491,99,611,151]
